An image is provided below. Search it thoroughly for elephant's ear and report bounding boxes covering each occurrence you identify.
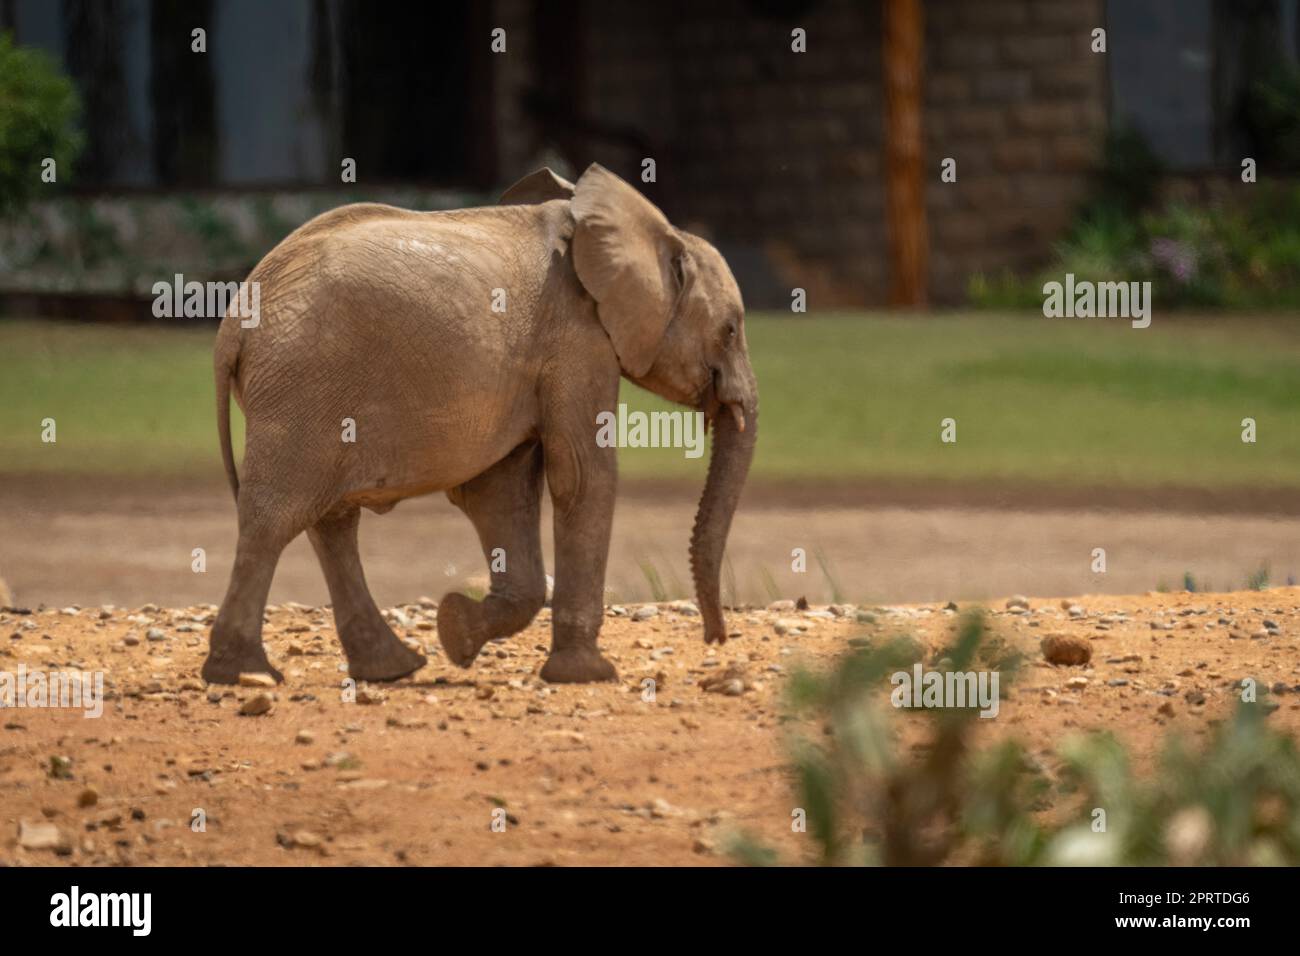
[570,163,684,378]
[499,167,576,205]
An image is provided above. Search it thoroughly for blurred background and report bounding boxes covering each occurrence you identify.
[1,0,1298,609]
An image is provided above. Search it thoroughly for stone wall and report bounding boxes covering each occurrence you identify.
[1,0,1110,309]
[533,0,1109,307]
[924,0,1108,301]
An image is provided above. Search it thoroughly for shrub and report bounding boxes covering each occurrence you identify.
[736,612,1300,865]
[0,31,82,214]
[968,123,1300,310]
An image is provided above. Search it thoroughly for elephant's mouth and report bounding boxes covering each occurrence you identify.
[698,369,747,433]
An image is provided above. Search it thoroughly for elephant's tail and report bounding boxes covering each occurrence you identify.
[215,324,240,502]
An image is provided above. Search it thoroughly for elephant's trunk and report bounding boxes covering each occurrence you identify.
[690,383,757,645]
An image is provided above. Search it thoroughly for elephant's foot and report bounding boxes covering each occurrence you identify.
[201,641,284,685]
[340,619,427,682]
[436,592,491,668]
[348,643,426,682]
[540,646,618,684]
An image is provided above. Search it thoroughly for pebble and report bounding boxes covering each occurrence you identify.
[1006,595,1030,610]
[632,605,659,622]
[1040,634,1091,666]
[701,665,748,695]
[146,627,167,642]
[289,829,322,849]
[239,693,274,716]
[17,820,65,851]
[239,672,277,688]
[295,730,315,745]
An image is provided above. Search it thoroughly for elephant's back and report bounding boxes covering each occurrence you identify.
[227,202,553,465]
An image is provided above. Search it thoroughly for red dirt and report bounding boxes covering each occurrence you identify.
[3,588,1298,866]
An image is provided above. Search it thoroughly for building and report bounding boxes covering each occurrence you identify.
[2,0,1290,310]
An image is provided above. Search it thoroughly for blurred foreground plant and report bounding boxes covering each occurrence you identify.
[738,612,1300,866]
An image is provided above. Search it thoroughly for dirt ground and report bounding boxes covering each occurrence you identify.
[3,475,1298,609]
[3,587,1298,866]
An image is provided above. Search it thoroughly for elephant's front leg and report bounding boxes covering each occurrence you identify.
[539,431,619,683]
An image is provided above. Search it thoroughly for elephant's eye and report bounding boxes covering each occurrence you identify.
[725,322,737,341]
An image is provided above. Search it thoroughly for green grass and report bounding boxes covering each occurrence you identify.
[621,311,1300,488]
[2,313,1299,489]
[0,320,240,477]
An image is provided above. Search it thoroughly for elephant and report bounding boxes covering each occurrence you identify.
[201,163,758,686]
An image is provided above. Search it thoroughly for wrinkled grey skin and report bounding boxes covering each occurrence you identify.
[202,164,757,686]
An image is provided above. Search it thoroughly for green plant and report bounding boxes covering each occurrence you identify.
[1242,54,1300,169]
[742,612,1300,866]
[636,556,668,602]
[0,31,82,214]
[1247,563,1271,591]
[813,545,844,604]
[967,120,1300,310]
[1053,697,1300,865]
[774,611,1021,865]
[1054,204,1144,281]
[722,555,738,610]
[1089,123,1165,219]
[965,270,1044,310]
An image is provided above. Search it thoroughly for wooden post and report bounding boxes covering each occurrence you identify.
[883,0,929,307]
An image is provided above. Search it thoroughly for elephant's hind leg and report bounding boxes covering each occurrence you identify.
[438,442,547,668]
[308,506,427,682]
[202,488,305,684]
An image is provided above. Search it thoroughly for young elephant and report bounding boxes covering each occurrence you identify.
[203,164,757,686]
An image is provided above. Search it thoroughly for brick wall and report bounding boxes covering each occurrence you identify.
[495,0,1108,307]
[924,0,1108,301]
[581,1,885,307]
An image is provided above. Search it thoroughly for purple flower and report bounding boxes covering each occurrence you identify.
[1149,237,1197,284]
